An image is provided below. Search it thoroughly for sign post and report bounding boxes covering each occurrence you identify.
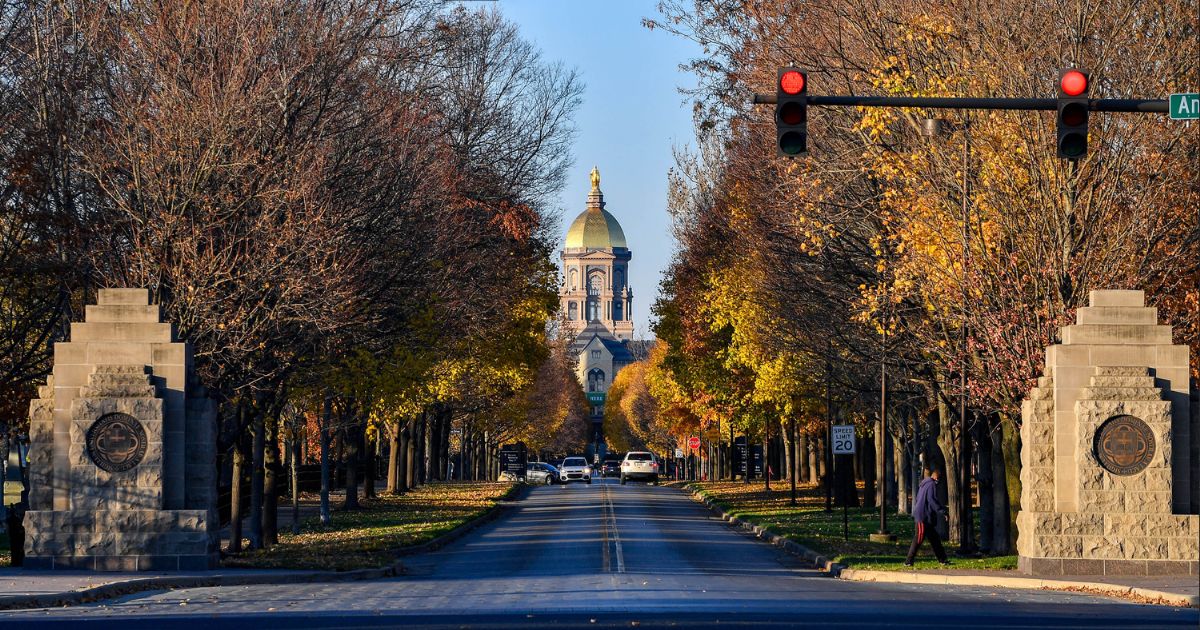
[831,425,856,540]
[1169,93,1199,120]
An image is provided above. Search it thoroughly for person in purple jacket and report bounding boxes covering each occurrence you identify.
[905,466,950,566]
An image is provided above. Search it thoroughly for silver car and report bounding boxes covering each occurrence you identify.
[525,462,558,485]
[558,456,593,484]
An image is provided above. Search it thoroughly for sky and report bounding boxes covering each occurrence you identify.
[495,0,701,339]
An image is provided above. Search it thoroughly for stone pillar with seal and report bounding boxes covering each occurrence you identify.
[23,288,217,571]
[1017,289,1198,576]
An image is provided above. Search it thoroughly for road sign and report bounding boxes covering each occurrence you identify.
[687,436,701,450]
[1169,93,1199,120]
[831,425,856,454]
[674,448,684,459]
[587,392,606,405]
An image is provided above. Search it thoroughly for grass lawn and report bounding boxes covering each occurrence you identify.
[688,481,1017,572]
[223,482,515,571]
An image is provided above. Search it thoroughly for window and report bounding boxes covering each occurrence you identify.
[613,301,623,321]
[587,368,605,392]
[587,298,600,321]
[590,350,601,359]
[587,271,604,296]
[567,301,578,321]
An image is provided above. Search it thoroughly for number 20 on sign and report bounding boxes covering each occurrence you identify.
[831,425,856,454]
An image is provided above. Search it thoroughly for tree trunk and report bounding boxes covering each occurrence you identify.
[229,441,245,553]
[863,428,876,510]
[413,414,425,486]
[249,408,265,550]
[364,431,377,499]
[440,412,452,480]
[424,412,438,482]
[319,396,332,526]
[343,414,361,510]
[290,427,301,535]
[763,422,771,491]
[782,421,794,482]
[935,393,963,542]
[405,419,417,489]
[263,410,280,547]
[992,416,1015,554]
[387,424,401,494]
[895,429,910,515]
[808,432,820,483]
[975,418,995,553]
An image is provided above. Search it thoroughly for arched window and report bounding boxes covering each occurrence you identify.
[587,368,605,393]
[613,301,623,321]
[587,298,600,321]
[567,301,578,321]
[614,269,624,291]
[587,271,604,296]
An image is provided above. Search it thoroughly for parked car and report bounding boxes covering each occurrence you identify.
[525,462,559,485]
[558,456,593,484]
[620,451,659,484]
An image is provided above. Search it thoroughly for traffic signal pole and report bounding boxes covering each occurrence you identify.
[753,94,1168,113]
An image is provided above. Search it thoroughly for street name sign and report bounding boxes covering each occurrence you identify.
[831,425,856,454]
[1169,93,1199,120]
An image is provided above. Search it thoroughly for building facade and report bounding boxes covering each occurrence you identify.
[561,168,635,454]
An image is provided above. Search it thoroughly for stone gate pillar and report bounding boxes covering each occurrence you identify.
[24,288,217,571]
[1017,290,1198,576]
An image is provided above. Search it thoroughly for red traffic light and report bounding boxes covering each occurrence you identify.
[780,70,806,95]
[1060,70,1088,97]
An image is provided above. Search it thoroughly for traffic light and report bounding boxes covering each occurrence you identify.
[776,68,807,157]
[1056,68,1089,159]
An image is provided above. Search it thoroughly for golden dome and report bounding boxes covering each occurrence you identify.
[565,167,627,249]
[565,207,626,249]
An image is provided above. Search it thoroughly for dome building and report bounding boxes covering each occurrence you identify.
[561,168,636,448]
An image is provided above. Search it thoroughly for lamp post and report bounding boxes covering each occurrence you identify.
[921,115,976,555]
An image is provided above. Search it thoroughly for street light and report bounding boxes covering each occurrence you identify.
[922,115,977,555]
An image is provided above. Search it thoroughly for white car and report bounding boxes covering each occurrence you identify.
[620,452,659,484]
[558,456,593,484]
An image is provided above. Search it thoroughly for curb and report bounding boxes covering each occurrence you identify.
[678,483,846,576]
[677,483,1198,609]
[839,568,1199,608]
[0,482,524,612]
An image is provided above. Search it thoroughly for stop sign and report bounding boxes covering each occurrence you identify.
[687,436,700,450]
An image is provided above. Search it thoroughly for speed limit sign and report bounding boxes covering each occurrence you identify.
[831,425,856,454]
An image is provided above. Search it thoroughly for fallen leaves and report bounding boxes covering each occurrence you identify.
[223,482,514,571]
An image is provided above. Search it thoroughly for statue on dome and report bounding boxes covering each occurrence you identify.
[590,166,601,192]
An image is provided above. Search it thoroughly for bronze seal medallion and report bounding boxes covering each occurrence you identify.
[86,413,148,473]
[1094,415,1155,476]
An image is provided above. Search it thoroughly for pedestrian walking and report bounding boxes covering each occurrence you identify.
[905,466,949,566]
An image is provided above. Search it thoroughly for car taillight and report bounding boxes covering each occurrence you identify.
[651,462,658,468]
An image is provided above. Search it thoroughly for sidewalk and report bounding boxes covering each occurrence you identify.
[0,564,398,610]
[679,483,1199,608]
[837,567,1199,608]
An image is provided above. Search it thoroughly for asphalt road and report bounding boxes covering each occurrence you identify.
[2,478,1197,629]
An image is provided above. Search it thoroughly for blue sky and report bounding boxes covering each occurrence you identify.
[496,1,701,339]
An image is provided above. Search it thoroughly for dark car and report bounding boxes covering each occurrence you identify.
[600,460,620,477]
